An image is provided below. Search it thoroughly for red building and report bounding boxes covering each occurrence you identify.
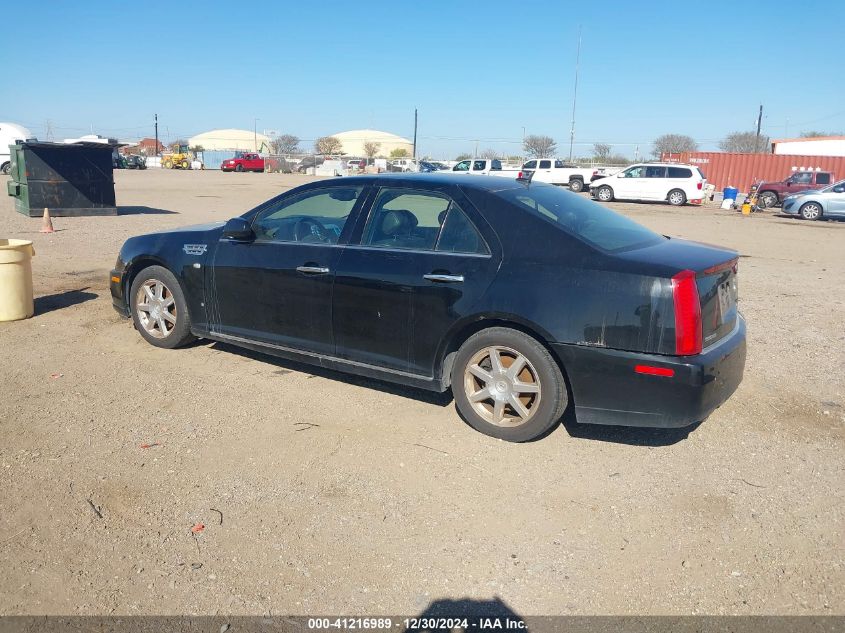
[135,137,165,155]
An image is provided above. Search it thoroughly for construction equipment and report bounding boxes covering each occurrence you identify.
[161,144,192,170]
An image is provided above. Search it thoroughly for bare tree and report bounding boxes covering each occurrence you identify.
[315,136,343,155]
[651,134,698,158]
[272,134,300,154]
[593,143,611,161]
[363,141,381,163]
[523,135,557,158]
[455,153,472,161]
[480,148,499,159]
[800,130,842,138]
[719,131,770,153]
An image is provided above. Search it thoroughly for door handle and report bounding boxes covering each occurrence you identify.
[424,273,464,283]
[296,266,330,274]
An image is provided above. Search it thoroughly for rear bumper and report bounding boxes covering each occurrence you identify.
[551,315,746,428]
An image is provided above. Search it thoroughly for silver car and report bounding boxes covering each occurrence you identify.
[782,179,845,220]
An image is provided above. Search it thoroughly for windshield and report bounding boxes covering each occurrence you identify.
[498,184,665,253]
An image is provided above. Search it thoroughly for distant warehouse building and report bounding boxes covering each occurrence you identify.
[771,136,845,157]
[331,129,413,158]
[188,128,272,169]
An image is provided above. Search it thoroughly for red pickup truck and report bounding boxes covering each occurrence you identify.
[756,170,835,208]
[221,152,265,172]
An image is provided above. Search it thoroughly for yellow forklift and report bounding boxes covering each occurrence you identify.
[161,144,192,169]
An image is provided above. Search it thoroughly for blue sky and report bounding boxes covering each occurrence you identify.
[3,0,843,158]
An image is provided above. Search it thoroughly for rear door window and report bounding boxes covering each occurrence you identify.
[816,173,831,185]
[645,166,667,178]
[436,205,490,255]
[667,167,692,178]
[472,160,486,171]
[362,188,451,251]
[539,160,552,169]
[491,160,502,171]
[554,160,566,168]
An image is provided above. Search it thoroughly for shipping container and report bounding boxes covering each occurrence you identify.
[661,152,845,193]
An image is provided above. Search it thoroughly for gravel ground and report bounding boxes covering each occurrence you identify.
[0,169,842,616]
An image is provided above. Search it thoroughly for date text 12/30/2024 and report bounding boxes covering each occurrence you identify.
[307,618,528,630]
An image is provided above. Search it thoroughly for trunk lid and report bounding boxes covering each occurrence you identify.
[615,238,739,350]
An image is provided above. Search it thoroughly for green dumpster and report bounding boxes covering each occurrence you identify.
[7,141,117,217]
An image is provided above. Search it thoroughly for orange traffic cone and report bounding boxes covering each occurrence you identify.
[39,207,55,234]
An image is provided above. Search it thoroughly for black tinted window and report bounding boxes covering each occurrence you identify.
[523,160,537,169]
[252,186,363,243]
[645,166,666,178]
[498,185,664,253]
[816,173,831,185]
[667,167,692,178]
[539,160,552,169]
[363,188,450,251]
[554,160,565,168]
[436,205,489,255]
[491,160,502,170]
[472,161,486,171]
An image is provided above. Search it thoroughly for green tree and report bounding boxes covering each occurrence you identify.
[389,148,409,158]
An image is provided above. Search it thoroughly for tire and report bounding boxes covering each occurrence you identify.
[181,160,189,169]
[667,189,686,206]
[596,185,614,202]
[759,191,778,209]
[799,201,823,221]
[1,162,10,175]
[569,178,584,193]
[452,327,568,442]
[236,164,244,172]
[163,160,173,169]
[129,265,195,349]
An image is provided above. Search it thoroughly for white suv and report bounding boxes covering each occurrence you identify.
[589,163,706,206]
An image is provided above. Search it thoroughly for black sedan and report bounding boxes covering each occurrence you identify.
[110,174,745,442]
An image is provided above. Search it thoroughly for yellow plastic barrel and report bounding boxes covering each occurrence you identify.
[0,239,36,321]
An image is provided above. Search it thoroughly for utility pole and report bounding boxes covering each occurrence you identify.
[754,104,763,152]
[569,25,582,162]
[154,114,159,156]
[253,118,259,152]
[413,108,418,159]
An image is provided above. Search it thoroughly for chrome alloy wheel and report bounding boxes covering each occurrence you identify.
[463,346,542,427]
[597,186,613,202]
[668,190,685,205]
[801,203,822,220]
[135,280,177,339]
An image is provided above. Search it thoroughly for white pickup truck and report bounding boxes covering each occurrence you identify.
[451,158,519,178]
[520,159,611,192]
[1,122,32,175]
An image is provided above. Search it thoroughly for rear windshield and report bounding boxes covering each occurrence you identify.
[498,184,665,253]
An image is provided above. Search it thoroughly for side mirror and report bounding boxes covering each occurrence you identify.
[221,217,255,242]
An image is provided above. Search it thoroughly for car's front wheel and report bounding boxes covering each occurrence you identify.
[800,201,823,220]
[452,327,568,442]
[235,164,244,172]
[668,189,686,206]
[130,266,195,349]
[596,185,614,202]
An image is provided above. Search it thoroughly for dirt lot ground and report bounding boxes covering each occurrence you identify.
[0,169,843,616]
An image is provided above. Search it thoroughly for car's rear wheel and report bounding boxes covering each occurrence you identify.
[569,178,584,192]
[800,202,823,220]
[130,266,195,349]
[452,328,568,442]
[1,162,10,175]
[181,160,189,169]
[759,191,778,208]
[668,189,686,206]
[596,185,614,202]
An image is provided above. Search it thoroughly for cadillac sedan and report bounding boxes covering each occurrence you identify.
[110,174,745,442]
[782,179,845,220]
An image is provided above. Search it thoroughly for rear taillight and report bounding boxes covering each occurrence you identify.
[517,171,523,179]
[697,182,703,190]
[672,269,702,355]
